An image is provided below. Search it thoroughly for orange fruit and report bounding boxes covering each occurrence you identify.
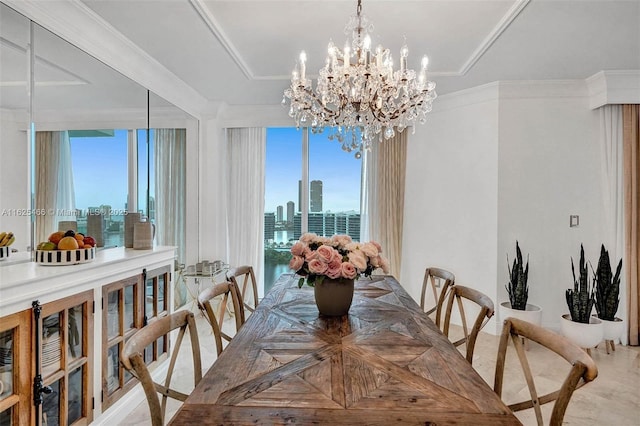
[75,234,84,242]
[48,231,65,245]
[58,236,79,250]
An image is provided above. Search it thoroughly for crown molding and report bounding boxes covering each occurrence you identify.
[189,0,530,80]
[458,0,530,76]
[586,70,640,109]
[3,0,207,119]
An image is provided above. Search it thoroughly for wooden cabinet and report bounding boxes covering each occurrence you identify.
[101,265,171,410]
[102,275,141,410]
[0,246,176,424]
[38,290,94,426]
[0,309,31,426]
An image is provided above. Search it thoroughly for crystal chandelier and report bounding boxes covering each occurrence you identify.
[283,0,437,158]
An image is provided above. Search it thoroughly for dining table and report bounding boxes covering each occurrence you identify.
[169,274,521,425]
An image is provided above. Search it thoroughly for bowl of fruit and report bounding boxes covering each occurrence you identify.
[36,230,97,265]
[0,231,15,261]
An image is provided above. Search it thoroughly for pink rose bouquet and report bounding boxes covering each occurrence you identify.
[289,233,390,287]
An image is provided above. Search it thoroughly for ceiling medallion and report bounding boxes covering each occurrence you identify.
[283,0,437,158]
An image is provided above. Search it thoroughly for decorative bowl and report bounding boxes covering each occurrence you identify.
[36,247,96,265]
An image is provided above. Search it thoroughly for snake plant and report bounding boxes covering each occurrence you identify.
[593,244,622,321]
[506,241,529,310]
[566,244,595,323]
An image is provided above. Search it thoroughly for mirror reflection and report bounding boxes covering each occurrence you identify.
[0,3,193,264]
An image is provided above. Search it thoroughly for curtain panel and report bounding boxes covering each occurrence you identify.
[363,131,407,279]
[226,128,266,295]
[623,105,640,346]
[34,131,75,244]
[154,128,187,264]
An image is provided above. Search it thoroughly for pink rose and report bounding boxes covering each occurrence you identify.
[308,258,328,275]
[330,234,352,247]
[345,242,361,252]
[370,255,381,268]
[291,241,306,256]
[341,262,357,279]
[300,233,318,244]
[289,255,304,272]
[348,250,368,271]
[316,245,335,263]
[326,259,342,279]
[361,242,378,258]
[380,257,390,274]
[370,241,382,252]
[331,250,343,264]
[303,246,313,259]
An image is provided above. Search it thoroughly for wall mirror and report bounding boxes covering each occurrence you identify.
[0,2,193,264]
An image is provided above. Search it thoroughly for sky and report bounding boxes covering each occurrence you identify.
[70,127,362,214]
[265,128,362,213]
[70,129,154,213]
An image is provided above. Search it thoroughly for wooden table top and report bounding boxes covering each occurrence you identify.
[170,274,521,425]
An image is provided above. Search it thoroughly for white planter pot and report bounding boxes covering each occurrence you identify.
[560,314,603,349]
[499,302,542,326]
[594,315,624,342]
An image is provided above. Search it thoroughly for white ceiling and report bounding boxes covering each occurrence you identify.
[2,0,639,112]
[78,0,640,106]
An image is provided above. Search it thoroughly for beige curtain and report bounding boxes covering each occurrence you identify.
[364,131,407,278]
[35,131,59,244]
[623,105,639,346]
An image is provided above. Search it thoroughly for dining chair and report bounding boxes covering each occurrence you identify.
[442,284,494,364]
[226,265,258,317]
[121,310,202,426]
[420,267,455,327]
[197,281,245,355]
[494,317,598,426]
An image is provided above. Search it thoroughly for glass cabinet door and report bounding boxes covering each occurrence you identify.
[143,266,171,364]
[0,309,31,426]
[39,290,93,426]
[101,275,141,410]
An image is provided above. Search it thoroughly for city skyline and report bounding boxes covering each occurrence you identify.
[265,128,362,214]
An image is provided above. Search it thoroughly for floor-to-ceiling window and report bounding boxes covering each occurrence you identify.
[264,127,362,293]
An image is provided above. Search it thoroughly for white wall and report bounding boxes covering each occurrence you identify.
[0,111,30,251]
[402,80,607,335]
[497,81,604,332]
[401,84,500,332]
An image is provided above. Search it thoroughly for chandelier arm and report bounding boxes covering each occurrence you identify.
[302,87,341,120]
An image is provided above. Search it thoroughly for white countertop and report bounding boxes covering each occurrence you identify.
[0,246,176,316]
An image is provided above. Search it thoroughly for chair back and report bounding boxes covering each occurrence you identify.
[442,284,494,364]
[198,281,245,355]
[420,267,455,326]
[227,265,258,318]
[494,317,598,426]
[121,310,202,426]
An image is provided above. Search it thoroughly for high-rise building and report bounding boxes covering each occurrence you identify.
[310,180,323,212]
[293,213,302,239]
[276,205,283,222]
[308,213,324,235]
[286,201,295,224]
[264,212,275,241]
[299,180,323,212]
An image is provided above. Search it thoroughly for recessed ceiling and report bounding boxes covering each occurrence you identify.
[10,0,640,107]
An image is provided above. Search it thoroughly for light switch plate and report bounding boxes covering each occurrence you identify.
[570,215,579,227]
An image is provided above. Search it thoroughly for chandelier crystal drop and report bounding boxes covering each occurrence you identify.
[283,0,437,158]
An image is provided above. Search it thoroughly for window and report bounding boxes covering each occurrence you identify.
[69,130,129,246]
[264,128,362,293]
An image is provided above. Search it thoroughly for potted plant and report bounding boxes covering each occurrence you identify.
[561,244,603,350]
[289,233,389,316]
[499,241,542,325]
[593,244,624,352]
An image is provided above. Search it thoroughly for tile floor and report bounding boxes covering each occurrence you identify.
[124,309,640,425]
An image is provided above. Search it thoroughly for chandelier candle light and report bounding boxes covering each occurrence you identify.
[283,0,437,158]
